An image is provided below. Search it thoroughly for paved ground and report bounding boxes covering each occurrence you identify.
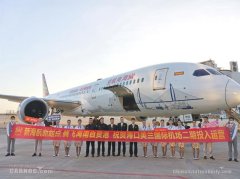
[0,129,239,179]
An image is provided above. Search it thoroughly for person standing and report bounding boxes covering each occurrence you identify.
[176,120,185,159]
[159,119,168,158]
[167,119,176,158]
[32,120,45,157]
[128,118,139,157]
[150,119,159,158]
[64,120,73,157]
[53,120,62,157]
[96,117,108,157]
[107,118,117,156]
[6,116,16,157]
[191,121,200,160]
[202,116,215,160]
[225,117,238,162]
[117,117,128,157]
[140,120,150,157]
[198,118,202,128]
[85,118,96,157]
[75,119,85,158]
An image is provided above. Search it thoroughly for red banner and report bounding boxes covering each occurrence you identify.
[24,116,40,123]
[10,124,230,143]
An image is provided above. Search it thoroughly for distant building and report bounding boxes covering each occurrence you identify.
[200,59,218,68]
[230,61,239,72]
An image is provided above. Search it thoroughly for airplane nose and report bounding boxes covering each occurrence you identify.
[225,79,240,108]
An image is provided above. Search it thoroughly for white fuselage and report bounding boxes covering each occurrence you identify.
[46,62,240,117]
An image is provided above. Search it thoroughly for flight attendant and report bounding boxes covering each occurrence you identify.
[159,119,168,158]
[140,120,150,157]
[32,119,45,157]
[168,119,176,158]
[64,120,73,157]
[53,120,62,157]
[191,121,200,160]
[150,119,159,158]
[128,118,139,157]
[75,119,85,158]
[176,120,185,159]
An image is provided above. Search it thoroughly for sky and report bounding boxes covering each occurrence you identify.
[0,0,240,113]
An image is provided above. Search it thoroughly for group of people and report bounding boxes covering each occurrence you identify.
[5,116,239,162]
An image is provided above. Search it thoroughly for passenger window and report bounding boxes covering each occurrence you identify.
[137,79,140,83]
[129,80,132,85]
[141,78,144,82]
[133,80,135,84]
[126,81,128,85]
[193,69,210,77]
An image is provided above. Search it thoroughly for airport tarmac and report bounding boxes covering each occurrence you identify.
[0,129,239,179]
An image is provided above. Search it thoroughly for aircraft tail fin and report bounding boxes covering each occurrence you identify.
[42,73,50,97]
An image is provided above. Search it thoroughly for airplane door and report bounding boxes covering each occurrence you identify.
[153,68,168,90]
[91,84,99,99]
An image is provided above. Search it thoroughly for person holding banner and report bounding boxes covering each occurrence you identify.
[107,118,117,156]
[53,120,62,157]
[96,117,108,157]
[85,118,96,157]
[225,117,238,162]
[64,120,73,157]
[117,117,128,157]
[150,119,159,158]
[191,121,200,160]
[176,120,185,159]
[168,119,176,158]
[159,119,168,158]
[75,119,85,158]
[140,120,150,158]
[202,116,215,160]
[128,118,139,157]
[32,119,45,157]
[6,116,16,157]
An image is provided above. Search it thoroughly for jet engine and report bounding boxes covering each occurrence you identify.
[17,97,49,124]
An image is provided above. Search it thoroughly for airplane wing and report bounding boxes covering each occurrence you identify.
[44,98,81,110]
[0,94,28,103]
[0,94,81,111]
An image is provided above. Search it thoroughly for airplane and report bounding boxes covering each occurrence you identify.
[0,62,240,124]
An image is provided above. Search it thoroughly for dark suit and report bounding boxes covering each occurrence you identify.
[85,124,96,157]
[128,124,139,156]
[117,122,128,156]
[107,124,117,156]
[96,123,108,156]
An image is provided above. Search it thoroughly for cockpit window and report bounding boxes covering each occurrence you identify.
[193,69,210,77]
[206,68,222,75]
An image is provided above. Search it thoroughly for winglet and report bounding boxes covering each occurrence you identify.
[42,74,50,97]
